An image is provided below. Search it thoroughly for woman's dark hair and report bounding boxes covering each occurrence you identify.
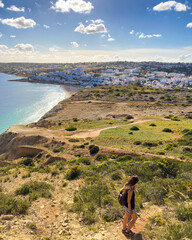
[123,176,139,191]
[127,176,139,186]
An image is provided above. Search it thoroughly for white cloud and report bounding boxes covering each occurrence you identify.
[0,0,4,8]
[139,33,162,39]
[71,41,79,48]
[10,35,16,38]
[0,17,36,29]
[130,30,135,35]
[91,19,104,24]
[186,22,192,28]
[75,23,107,34]
[0,33,2,38]
[153,1,190,12]
[101,34,106,38]
[15,43,34,52]
[108,37,115,41]
[7,5,25,12]
[0,45,8,50]
[51,0,94,14]
[49,46,60,52]
[43,24,50,29]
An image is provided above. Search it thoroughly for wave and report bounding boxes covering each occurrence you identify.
[18,87,66,124]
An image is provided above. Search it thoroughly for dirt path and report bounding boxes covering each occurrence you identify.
[68,119,153,139]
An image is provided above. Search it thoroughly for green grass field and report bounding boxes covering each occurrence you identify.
[93,119,192,159]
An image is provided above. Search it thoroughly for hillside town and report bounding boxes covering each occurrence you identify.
[1,62,192,89]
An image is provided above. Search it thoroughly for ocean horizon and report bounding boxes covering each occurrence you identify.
[0,73,66,134]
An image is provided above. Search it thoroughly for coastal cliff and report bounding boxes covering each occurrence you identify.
[0,85,191,240]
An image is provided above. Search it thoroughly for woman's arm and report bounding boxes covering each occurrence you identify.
[127,190,133,213]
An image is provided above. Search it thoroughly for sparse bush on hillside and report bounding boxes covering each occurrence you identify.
[21,158,35,167]
[163,128,173,133]
[134,141,142,145]
[150,123,157,127]
[176,204,192,221]
[95,154,108,162]
[130,126,139,131]
[53,147,64,153]
[164,143,173,150]
[156,151,165,155]
[65,165,81,180]
[68,138,80,143]
[65,126,77,131]
[143,142,158,147]
[89,145,99,155]
[125,115,134,120]
[0,193,29,215]
[117,155,132,162]
[15,181,53,201]
[111,171,122,180]
[171,116,180,121]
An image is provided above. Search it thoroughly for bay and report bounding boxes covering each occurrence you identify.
[0,73,66,134]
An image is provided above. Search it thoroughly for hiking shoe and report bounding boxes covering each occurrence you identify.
[128,230,135,236]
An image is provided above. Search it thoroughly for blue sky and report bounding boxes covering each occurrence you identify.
[0,0,192,62]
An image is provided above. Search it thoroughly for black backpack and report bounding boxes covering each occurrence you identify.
[118,189,128,206]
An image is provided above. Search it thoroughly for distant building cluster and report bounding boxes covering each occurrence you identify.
[28,67,192,89]
[0,62,192,89]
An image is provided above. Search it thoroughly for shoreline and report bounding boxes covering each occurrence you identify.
[0,73,82,134]
[8,78,82,99]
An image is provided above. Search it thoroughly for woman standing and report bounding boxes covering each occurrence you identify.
[122,176,139,236]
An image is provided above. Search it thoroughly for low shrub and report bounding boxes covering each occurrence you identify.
[163,128,173,133]
[77,157,91,165]
[53,147,64,153]
[111,171,122,180]
[69,139,80,143]
[130,126,139,131]
[65,126,77,131]
[117,155,132,162]
[65,165,81,180]
[102,205,123,222]
[125,115,134,120]
[0,193,29,215]
[163,222,192,240]
[62,182,68,188]
[89,145,99,155]
[74,144,85,149]
[156,151,165,155]
[143,142,158,147]
[164,143,173,150]
[95,154,108,162]
[74,153,82,157]
[15,181,54,201]
[176,204,192,221]
[171,116,180,121]
[148,214,165,226]
[21,158,35,167]
[149,123,157,127]
[134,141,141,145]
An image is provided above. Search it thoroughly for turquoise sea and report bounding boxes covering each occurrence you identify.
[0,73,66,134]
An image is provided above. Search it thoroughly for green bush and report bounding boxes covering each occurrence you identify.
[143,142,158,147]
[62,182,68,188]
[15,181,54,201]
[21,158,35,166]
[148,214,165,226]
[65,126,77,131]
[171,116,180,121]
[164,143,173,150]
[102,205,123,222]
[125,115,134,120]
[163,222,192,240]
[134,141,141,145]
[163,128,173,133]
[130,126,139,131]
[111,171,122,180]
[176,204,192,221]
[95,154,108,162]
[156,151,165,155]
[77,157,91,165]
[65,165,81,180]
[69,139,80,143]
[89,145,99,155]
[117,155,132,162]
[53,147,64,153]
[0,193,29,215]
[74,153,82,157]
[149,123,157,127]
